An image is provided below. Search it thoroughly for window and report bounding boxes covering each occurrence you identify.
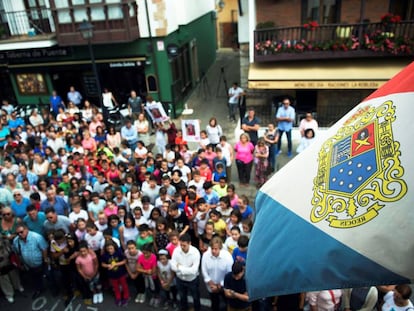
[389,0,414,20]
[302,0,340,24]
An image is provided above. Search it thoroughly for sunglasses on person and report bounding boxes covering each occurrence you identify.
[2,213,11,216]
[16,230,25,235]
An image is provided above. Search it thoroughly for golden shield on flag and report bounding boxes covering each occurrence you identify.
[311,100,407,228]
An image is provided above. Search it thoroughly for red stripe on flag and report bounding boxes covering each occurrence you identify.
[364,62,414,102]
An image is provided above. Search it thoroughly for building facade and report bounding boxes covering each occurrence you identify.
[0,0,218,116]
[237,0,414,126]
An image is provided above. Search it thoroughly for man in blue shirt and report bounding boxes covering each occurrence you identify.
[276,97,296,157]
[11,189,31,218]
[67,86,83,107]
[120,118,139,150]
[49,90,65,117]
[40,187,69,216]
[7,111,25,135]
[17,163,38,186]
[13,224,48,299]
[23,205,46,236]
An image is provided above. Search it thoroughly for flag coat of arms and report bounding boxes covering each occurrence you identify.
[246,62,414,300]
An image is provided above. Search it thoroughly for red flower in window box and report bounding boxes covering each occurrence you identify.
[303,21,319,31]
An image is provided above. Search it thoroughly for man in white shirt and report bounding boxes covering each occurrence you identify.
[228,82,244,122]
[171,233,201,311]
[201,237,233,311]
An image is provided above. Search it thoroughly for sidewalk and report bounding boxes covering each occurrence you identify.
[170,49,302,205]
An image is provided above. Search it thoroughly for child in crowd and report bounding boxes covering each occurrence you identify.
[157,249,178,309]
[124,240,146,304]
[217,195,233,222]
[226,209,243,237]
[296,128,315,153]
[203,181,219,209]
[167,202,189,237]
[154,216,170,253]
[107,215,122,240]
[49,229,71,301]
[199,130,210,150]
[100,228,121,251]
[226,184,239,208]
[63,233,80,305]
[199,159,212,182]
[212,175,228,197]
[136,243,159,306]
[136,224,154,250]
[232,235,249,265]
[209,209,227,240]
[224,226,241,255]
[75,218,87,241]
[148,207,162,230]
[69,201,88,224]
[85,223,104,256]
[101,241,129,306]
[241,218,253,238]
[193,198,210,242]
[103,201,118,217]
[76,241,103,305]
[133,207,148,227]
[166,230,180,257]
[199,221,216,253]
[187,170,205,196]
[212,163,226,185]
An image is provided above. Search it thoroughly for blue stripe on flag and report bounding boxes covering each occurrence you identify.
[246,191,409,300]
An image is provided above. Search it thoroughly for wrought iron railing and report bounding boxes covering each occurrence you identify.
[254,21,414,61]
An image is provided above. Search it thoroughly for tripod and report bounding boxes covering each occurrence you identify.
[198,72,211,100]
[216,66,229,97]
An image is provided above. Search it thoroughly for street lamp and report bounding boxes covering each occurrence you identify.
[78,19,102,107]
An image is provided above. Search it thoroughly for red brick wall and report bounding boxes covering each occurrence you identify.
[256,0,302,27]
[256,0,391,27]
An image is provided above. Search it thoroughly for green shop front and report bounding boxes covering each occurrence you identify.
[0,12,217,118]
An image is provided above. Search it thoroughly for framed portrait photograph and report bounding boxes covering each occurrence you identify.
[182,119,201,142]
[145,101,169,123]
[16,73,48,95]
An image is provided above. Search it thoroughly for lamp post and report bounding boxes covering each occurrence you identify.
[78,20,102,107]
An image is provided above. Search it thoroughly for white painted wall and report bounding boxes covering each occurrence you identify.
[238,0,249,43]
[137,0,215,38]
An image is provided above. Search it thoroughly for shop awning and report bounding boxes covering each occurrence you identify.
[248,59,412,89]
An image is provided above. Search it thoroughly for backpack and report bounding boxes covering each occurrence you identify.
[350,287,370,310]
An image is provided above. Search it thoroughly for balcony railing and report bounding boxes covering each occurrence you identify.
[254,21,414,62]
[0,8,55,40]
[0,1,139,45]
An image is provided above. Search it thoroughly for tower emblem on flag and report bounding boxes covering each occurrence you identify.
[311,101,407,228]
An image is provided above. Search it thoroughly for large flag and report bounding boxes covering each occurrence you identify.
[246,62,414,300]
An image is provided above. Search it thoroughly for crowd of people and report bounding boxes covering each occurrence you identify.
[0,85,410,311]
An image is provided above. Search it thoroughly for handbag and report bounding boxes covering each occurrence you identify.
[9,251,22,269]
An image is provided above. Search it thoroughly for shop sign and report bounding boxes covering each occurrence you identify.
[0,47,71,61]
[109,61,141,68]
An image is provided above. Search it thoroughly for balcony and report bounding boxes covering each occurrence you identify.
[254,21,414,62]
[53,1,139,46]
[0,8,56,42]
[0,1,139,47]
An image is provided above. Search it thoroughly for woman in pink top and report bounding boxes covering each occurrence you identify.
[82,131,97,153]
[234,133,254,186]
